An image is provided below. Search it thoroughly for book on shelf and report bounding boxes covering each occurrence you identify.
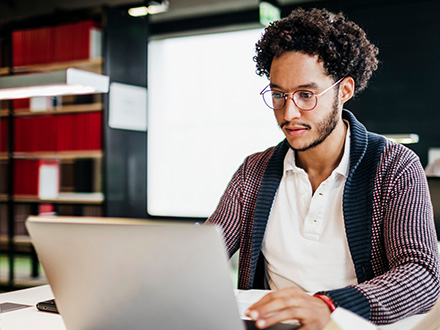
[0,204,6,235]
[60,158,101,193]
[0,160,8,195]
[13,111,102,152]
[38,160,60,199]
[13,98,30,111]
[0,117,7,152]
[12,20,102,67]
[29,96,62,112]
[12,203,32,236]
[38,203,56,216]
[74,158,94,192]
[13,159,60,198]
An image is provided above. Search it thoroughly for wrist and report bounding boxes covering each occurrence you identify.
[313,293,336,313]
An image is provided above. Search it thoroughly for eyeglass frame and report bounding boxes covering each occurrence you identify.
[260,77,345,111]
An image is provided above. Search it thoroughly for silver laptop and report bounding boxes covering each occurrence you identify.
[26,216,246,330]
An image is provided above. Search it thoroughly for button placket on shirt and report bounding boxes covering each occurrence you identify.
[303,177,334,240]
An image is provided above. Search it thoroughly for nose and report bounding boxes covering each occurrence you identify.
[282,96,302,121]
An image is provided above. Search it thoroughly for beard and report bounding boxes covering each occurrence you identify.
[284,93,340,152]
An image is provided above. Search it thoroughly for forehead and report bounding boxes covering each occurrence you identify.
[269,52,330,88]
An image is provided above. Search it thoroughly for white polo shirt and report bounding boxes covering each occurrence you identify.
[262,126,357,292]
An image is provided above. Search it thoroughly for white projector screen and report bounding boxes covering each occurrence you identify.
[147,28,284,218]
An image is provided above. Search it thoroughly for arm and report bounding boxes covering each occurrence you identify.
[206,146,275,258]
[247,146,440,328]
[326,150,440,324]
[205,163,244,257]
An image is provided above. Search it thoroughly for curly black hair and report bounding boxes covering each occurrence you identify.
[254,8,379,95]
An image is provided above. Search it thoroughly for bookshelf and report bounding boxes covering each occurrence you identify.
[0,18,107,289]
[0,5,148,289]
[12,57,103,74]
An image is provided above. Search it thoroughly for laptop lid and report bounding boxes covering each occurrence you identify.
[26,216,245,330]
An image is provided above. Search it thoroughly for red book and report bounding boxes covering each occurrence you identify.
[0,118,7,151]
[0,118,7,152]
[22,29,30,65]
[12,30,23,67]
[35,115,49,151]
[76,113,86,150]
[13,98,30,111]
[14,159,39,195]
[30,28,39,65]
[54,114,63,151]
[45,26,55,64]
[34,27,45,64]
[75,21,94,60]
[53,23,73,62]
[92,112,102,150]
[13,117,24,152]
[56,114,75,151]
[27,116,37,152]
[30,160,39,195]
[13,159,23,194]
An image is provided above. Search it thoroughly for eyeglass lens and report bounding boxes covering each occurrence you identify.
[262,90,318,110]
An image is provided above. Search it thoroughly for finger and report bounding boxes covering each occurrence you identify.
[254,306,302,329]
[247,291,279,310]
[247,287,303,311]
[248,293,302,321]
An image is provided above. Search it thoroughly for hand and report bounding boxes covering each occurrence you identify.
[244,287,331,330]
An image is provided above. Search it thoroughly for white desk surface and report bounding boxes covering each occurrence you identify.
[0,285,427,330]
[0,285,65,330]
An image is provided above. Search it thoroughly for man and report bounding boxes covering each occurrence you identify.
[206,7,440,330]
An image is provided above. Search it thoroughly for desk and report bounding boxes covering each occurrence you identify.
[0,285,65,330]
[0,285,427,330]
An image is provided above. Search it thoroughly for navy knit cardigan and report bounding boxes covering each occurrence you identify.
[207,109,440,324]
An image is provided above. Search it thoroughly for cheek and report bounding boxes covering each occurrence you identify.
[273,110,283,124]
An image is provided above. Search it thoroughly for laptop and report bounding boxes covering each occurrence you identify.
[26,216,299,330]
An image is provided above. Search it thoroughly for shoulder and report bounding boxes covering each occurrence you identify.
[241,142,282,172]
[372,139,427,195]
[378,139,422,173]
[236,140,287,186]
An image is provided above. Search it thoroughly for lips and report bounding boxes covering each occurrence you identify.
[282,124,311,137]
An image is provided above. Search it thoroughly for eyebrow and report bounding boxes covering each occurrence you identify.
[270,82,320,90]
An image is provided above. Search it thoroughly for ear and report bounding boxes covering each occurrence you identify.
[339,77,355,104]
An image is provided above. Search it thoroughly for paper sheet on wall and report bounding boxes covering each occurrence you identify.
[108,82,147,131]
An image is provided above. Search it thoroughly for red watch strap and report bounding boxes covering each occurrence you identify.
[313,293,337,313]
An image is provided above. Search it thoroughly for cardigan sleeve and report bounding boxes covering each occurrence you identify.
[325,143,440,325]
[205,162,244,257]
[206,146,275,259]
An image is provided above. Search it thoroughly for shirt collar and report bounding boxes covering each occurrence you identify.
[284,120,351,178]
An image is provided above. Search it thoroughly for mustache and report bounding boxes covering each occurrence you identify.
[280,121,312,129]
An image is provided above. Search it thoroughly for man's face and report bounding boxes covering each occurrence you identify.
[269,51,342,152]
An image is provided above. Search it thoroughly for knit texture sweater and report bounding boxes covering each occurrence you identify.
[207,110,440,325]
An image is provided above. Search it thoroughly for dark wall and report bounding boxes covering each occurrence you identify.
[344,0,440,166]
[103,6,148,218]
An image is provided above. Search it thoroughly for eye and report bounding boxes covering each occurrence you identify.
[296,91,314,100]
[271,91,285,100]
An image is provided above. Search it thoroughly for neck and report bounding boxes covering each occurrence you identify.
[295,119,348,192]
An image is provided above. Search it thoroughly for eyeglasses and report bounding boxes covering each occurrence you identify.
[260,78,344,111]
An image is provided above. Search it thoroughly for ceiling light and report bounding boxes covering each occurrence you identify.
[128,1,169,17]
[0,68,109,100]
[382,133,419,144]
[259,1,281,26]
[128,6,149,17]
